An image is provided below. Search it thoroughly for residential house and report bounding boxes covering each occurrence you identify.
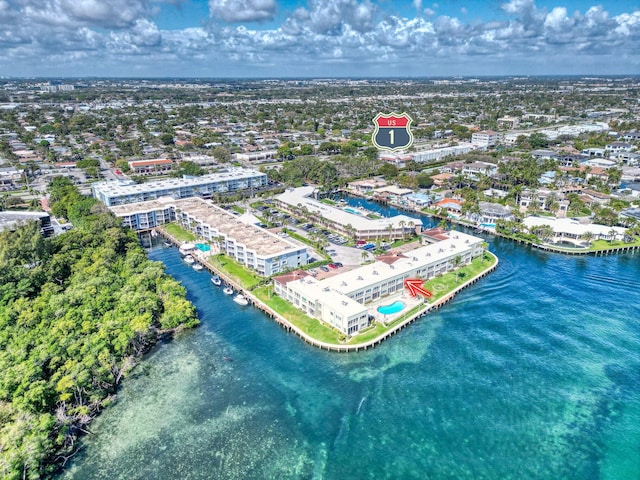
[606,141,633,154]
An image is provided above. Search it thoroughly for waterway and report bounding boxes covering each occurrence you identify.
[60,197,640,480]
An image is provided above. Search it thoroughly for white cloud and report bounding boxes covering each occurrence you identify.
[208,0,277,23]
[544,7,568,30]
[0,0,639,76]
[287,0,376,34]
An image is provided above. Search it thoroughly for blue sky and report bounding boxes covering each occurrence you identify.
[1,0,639,78]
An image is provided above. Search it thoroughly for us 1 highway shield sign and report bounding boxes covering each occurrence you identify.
[372,112,414,152]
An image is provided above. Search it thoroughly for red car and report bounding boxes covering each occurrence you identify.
[328,263,338,269]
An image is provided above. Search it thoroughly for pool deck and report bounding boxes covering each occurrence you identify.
[156,226,498,353]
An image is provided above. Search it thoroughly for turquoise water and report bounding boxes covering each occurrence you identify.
[195,243,211,252]
[60,198,640,480]
[377,300,405,315]
[481,223,496,228]
[344,207,361,215]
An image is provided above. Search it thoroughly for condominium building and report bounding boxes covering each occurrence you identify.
[274,230,485,335]
[92,167,268,207]
[275,186,421,241]
[471,130,500,148]
[110,197,308,277]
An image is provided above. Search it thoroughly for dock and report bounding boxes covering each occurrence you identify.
[156,227,499,353]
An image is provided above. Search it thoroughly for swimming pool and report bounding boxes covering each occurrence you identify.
[377,301,405,315]
[344,207,361,215]
[195,243,211,252]
[480,223,496,228]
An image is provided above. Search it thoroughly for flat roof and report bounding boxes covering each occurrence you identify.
[111,197,301,257]
[92,167,265,197]
[320,230,483,296]
[276,186,421,231]
[522,216,627,237]
[0,211,49,231]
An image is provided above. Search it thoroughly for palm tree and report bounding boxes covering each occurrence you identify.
[399,220,406,241]
[536,225,555,244]
[579,231,594,246]
[608,228,617,245]
[361,250,369,264]
[453,255,462,282]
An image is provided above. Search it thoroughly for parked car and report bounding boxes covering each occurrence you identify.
[319,266,330,272]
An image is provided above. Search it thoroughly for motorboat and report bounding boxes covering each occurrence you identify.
[223,286,234,295]
[163,241,173,247]
[183,254,195,264]
[179,243,196,255]
[233,294,249,306]
[192,263,203,271]
[211,276,222,286]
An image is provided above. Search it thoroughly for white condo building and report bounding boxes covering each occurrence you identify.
[471,130,500,148]
[274,230,485,335]
[92,167,268,207]
[110,197,308,277]
[276,186,421,241]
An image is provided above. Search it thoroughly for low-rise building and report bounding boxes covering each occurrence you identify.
[128,158,174,175]
[0,211,53,237]
[275,186,421,241]
[471,130,499,148]
[274,230,485,335]
[92,167,268,207]
[110,196,308,277]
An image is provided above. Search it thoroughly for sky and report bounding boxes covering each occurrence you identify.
[1,0,639,78]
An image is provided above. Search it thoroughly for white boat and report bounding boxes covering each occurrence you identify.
[179,243,196,255]
[223,286,234,295]
[192,263,203,271]
[184,254,195,264]
[211,276,222,286]
[233,294,249,306]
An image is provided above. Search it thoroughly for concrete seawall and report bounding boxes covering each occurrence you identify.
[156,226,499,353]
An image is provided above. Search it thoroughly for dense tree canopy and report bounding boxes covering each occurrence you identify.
[0,180,198,479]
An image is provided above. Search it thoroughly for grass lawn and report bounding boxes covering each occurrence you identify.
[214,251,497,348]
[321,198,337,205]
[231,205,245,214]
[590,239,640,251]
[212,254,263,289]
[163,223,196,242]
[424,253,497,301]
[253,286,341,343]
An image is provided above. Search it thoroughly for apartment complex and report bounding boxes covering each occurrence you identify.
[92,167,268,206]
[471,130,500,147]
[275,186,421,241]
[274,230,485,335]
[110,197,308,277]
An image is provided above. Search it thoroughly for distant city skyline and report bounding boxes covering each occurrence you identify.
[1,0,639,78]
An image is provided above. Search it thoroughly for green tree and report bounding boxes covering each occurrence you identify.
[378,163,398,179]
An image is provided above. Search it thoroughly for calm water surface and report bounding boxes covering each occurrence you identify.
[61,200,640,480]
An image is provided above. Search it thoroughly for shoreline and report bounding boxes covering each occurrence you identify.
[156,226,498,352]
[339,189,640,257]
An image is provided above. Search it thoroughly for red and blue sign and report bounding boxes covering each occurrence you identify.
[372,112,414,152]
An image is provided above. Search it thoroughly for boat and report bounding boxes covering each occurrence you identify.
[164,241,172,247]
[183,254,195,264]
[179,243,196,255]
[192,263,203,271]
[223,286,234,295]
[233,294,249,306]
[211,276,222,286]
